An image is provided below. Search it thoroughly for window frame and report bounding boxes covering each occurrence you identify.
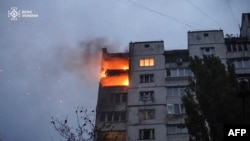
[233,59,250,68]
[139,58,154,67]
[100,111,126,122]
[167,104,186,115]
[140,74,154,83]
[139,109,155,120]
[200,47,215,56]
[167,87,186,97]
[167,124,188,135]
[139,129,155,140]
[166,68,190,77]
[139,91,154,101]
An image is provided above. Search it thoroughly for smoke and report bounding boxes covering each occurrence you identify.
[56,37,121,83]
[0,36,122,141]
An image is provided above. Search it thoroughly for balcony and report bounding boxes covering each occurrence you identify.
[226,51,250,58]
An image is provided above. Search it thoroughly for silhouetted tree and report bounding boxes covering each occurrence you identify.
[51,107,117,141]
[182,56,250,141]
[51,107,95,141]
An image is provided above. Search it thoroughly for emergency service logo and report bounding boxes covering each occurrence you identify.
[8,7,38,21]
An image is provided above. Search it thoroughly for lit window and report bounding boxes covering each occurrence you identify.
[140,58,154,67]
[139,109,155,120]
[139,129,155,140]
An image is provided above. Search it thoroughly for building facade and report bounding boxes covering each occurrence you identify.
[95,13,250,141]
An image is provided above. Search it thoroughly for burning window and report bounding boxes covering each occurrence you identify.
[98,131,126,141]
[139,58,154,67]
[100,56,129,87]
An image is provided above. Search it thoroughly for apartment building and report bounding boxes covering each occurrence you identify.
[95,42,189,141]
[95,13,250,141]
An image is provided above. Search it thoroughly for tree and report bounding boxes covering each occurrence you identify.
[51,107,116,141]
[182,56,250,141]
[51,107,96,141]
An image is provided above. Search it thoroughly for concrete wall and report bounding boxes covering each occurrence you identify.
[188,30,227,64]
[127,41,167,141]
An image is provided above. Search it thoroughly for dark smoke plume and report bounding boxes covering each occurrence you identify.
[57,37,121,83]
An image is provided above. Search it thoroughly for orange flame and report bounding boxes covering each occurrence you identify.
[100,57,129,87]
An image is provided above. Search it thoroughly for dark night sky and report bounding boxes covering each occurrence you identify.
[0,0,249,141]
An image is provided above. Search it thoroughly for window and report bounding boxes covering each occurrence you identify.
[104,93,127,104]
[122,93,127,102]
[139,109,155,120]
[167,124,188,135]
[100,113,106,121]
[140,58,154,67]
[144,44,150,48]
[140,74,154,83]
[167,87,186,96]
[140,91,154,101]
[227,43,249,52]
[166,68,190,77]
[203,33,209,37]
[233,59,250,68]
[100,111,126,122]
[167,104,186,115]
[139,129,155,140]
[200,47,215,56]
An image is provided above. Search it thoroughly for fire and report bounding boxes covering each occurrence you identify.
[100,57,129,87]
[101,74,129,86]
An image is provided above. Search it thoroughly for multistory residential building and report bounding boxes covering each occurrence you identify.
[95,13,250,141]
